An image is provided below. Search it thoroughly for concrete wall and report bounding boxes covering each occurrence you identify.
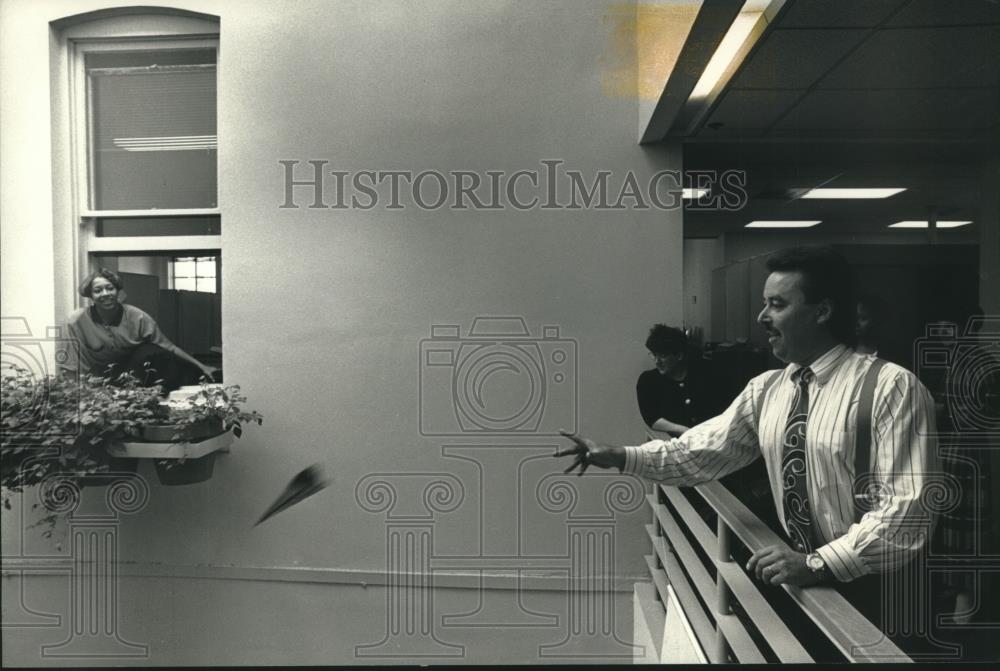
[1,0,682,665]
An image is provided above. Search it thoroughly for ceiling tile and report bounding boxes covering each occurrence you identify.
[886,0,1000,27]
[819,26,1000,89]
[773,88,1000,131]
[704,89,803,129]
[729,29,868,89]
[776,0,907,28]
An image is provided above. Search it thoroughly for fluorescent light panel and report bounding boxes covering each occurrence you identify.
[801,188,905,199]
[688,0,772,102]
[746,221,821,228]
[890,221,972,229]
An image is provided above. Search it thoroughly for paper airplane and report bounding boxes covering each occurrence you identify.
[255,464,330,526]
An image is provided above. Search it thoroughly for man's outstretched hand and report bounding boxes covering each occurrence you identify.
[555,430,626,475]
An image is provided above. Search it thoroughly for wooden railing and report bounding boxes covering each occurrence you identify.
[643,480,911,663]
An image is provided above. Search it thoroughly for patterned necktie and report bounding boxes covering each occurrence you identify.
[782,367,815,553]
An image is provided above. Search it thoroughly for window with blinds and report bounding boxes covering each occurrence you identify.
[71,35,222,364]
[86,48,217,211]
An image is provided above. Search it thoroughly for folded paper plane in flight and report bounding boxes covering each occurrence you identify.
[255,464,330,526]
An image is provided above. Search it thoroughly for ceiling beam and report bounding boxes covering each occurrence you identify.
[638,0,744,145]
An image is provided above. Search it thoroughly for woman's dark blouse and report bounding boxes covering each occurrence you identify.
[636,360,715,429]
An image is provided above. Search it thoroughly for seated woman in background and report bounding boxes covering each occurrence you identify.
[636,324,712,436]
[638,323,780,554]
[59,268,216,391]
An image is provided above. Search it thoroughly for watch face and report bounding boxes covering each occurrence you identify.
[807,554,824,571]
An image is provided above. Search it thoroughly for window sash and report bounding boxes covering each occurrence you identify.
[71,38,220,268]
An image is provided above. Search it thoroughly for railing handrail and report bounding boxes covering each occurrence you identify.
[694,479,911,663]
[654,488,813,662]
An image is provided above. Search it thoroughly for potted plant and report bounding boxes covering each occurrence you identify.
[109,380,263,486]
[2,364,264,530]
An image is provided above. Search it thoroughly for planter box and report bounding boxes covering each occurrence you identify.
[106,430,233,460]
[105,417,234,486]
[139,417,224,443]
[107,417,230,459]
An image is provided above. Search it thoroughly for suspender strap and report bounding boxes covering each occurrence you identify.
[754,369,783,429]
[853,358,887,522]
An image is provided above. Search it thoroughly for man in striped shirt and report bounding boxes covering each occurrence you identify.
[557,246,939,594]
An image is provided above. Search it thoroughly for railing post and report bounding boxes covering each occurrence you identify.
[653,487,664,573]
[713,518,734,663]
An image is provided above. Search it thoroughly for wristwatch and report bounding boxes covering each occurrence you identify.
[805,552,828,581]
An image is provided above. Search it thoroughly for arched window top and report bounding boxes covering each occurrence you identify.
[53,6,218,39]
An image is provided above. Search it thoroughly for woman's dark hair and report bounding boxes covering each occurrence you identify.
[78,268,123,298]
[645,324,687,356]
[766,246,856,346]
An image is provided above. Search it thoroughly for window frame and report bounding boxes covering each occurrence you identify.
[171,255,219,294]
[68,36,221,306]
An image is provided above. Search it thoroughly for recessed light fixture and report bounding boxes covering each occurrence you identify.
[801,188,905,199]
[889,220,972,229]
[746,221,821,228]
[683,188,708,199]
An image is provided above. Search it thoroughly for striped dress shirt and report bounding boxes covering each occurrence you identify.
[623,344,940,582]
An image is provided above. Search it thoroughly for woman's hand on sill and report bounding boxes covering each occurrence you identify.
[197,364,219,380]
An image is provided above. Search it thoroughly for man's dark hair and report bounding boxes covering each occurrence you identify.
[766,246,856,346]
[645,324,687,357]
